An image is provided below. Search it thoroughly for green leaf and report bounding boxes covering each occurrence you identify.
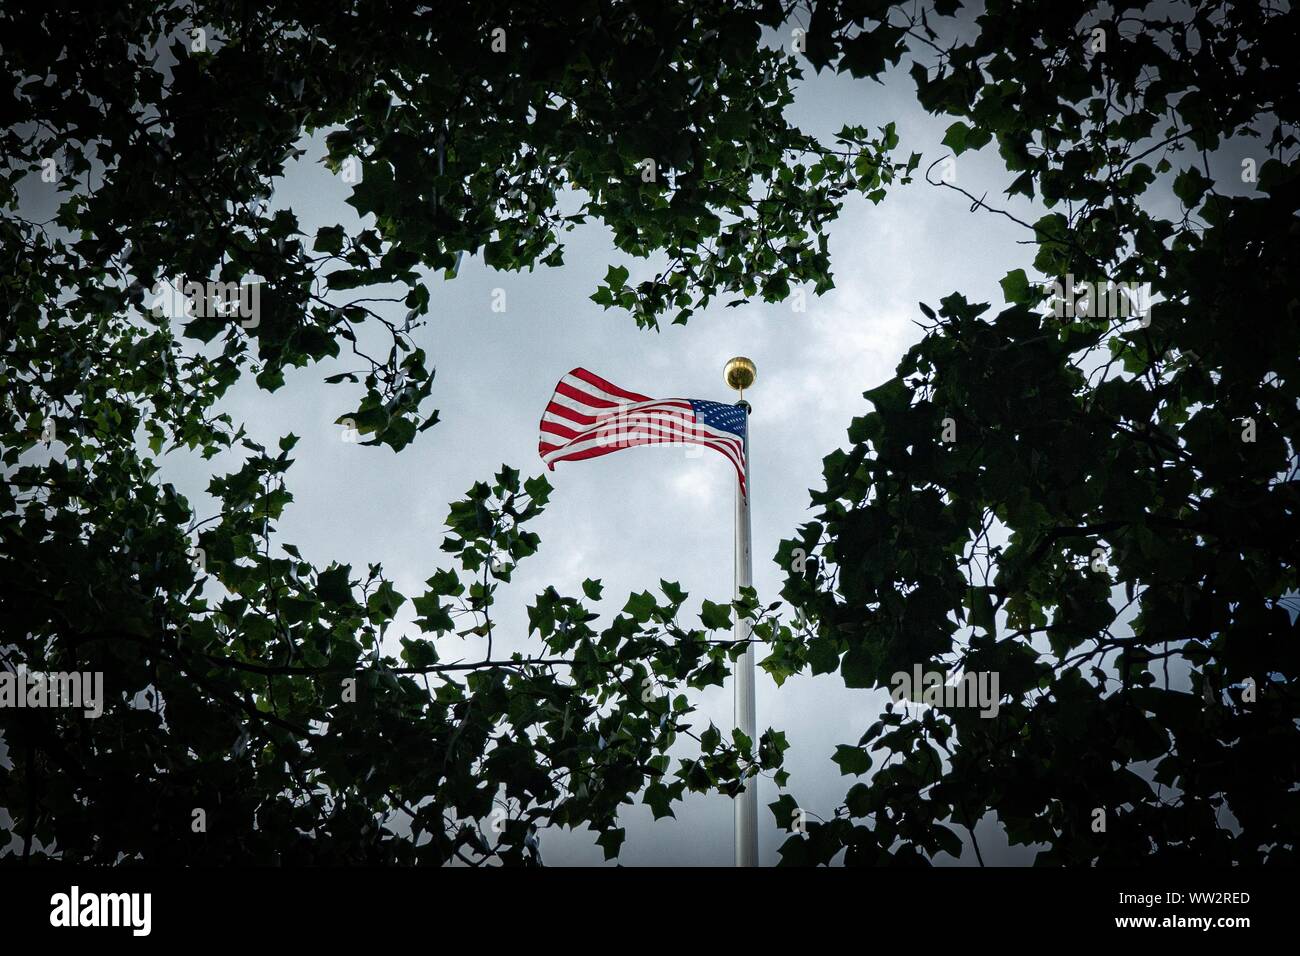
[769,793,800,830]
[700,723,721,752]
[660,579,687,606]
[316,565,353,605]
[595,828,625,860]
[831,744,872,776]
[622,590,657,622]
[941,121,972,154]
[999,268,1031,305]
[699,599,733,630]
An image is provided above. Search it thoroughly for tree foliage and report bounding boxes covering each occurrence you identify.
[1,0,901,864]
[775,0,1299,864]
[2,0,1296,866]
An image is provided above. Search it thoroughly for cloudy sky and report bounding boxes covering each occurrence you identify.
[132,39,1052,865]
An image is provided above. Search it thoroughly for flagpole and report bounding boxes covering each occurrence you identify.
[724,357,758,867]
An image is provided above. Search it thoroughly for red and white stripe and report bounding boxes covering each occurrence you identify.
[538,368,746,493]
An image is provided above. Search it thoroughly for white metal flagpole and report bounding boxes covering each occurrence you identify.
[724,357,758,867]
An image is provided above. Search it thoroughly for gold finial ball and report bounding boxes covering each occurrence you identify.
[724,356,757,393]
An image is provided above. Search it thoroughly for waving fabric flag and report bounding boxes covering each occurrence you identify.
[538,367,748,494]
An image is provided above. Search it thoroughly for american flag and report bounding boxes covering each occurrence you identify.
[538,367,748,494]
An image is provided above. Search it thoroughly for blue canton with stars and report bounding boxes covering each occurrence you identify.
[689,400,748,439]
